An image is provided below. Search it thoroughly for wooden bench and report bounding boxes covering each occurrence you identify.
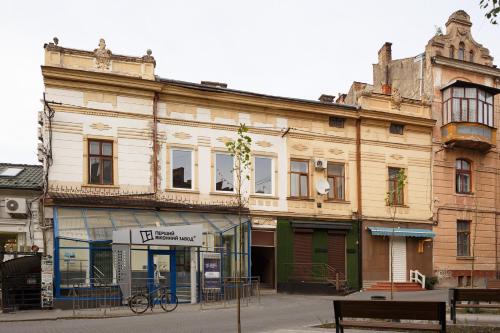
[450,288,500,324]
[333,300,446,333]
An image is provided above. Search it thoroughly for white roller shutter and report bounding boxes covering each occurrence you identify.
[390,237,407,282]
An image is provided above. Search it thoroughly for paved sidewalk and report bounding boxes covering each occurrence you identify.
[1,292,499,332]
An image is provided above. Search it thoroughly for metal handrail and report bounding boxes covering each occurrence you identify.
[282,262,346,291]
[410,269,426,289]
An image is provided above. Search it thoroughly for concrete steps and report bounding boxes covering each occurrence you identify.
[366,281,425,292]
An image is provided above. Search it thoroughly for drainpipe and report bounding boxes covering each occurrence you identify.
[356,114,363,289]
[153,93,159,193]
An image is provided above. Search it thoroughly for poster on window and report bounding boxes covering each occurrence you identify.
[41,255,54,308]
[202,253,221,290]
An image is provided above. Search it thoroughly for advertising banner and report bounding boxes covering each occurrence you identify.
[113,225,203,247]
[202,253,221,290]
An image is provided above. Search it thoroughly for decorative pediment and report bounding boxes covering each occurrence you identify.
[173,132,192,140]
[256,140,272,148]
[329,148,344,155]
[292,143,308,152]
[90,122,111,131]
[217,136,232,145]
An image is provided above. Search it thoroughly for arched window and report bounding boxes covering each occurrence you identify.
[449,45,455,58]
[469,50,474,62]
[458,42,465,61]
[456,159,471,194]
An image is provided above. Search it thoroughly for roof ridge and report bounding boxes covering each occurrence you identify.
[0,163,43,168]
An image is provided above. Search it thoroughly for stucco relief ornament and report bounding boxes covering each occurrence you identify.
[94,38,112,70]
[391,88,402,110]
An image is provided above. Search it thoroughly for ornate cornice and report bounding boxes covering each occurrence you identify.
[432,56,500,78]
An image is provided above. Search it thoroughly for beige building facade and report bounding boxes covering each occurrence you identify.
[363,10,500,287]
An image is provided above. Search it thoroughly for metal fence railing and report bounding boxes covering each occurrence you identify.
[281,262,347,291]
[200,276,260,310]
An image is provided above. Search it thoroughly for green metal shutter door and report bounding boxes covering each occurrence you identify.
[293,231,312,280]
[328,233,346,276]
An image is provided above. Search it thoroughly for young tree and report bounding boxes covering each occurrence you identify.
[225,123,252,333]
[385,169,407,300]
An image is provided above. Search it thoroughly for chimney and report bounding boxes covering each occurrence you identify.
[335,93,347,104]
[378,42,392,65]
[201,81,228,88]
[318,94,335,103]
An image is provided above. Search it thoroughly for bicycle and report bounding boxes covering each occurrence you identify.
[128,286,178,314]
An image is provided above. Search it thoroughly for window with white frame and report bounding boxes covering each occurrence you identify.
[215,153,234,192]
[171,149,193,189]
[254,157,273,195]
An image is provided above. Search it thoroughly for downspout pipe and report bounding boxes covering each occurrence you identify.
[153,93,159,194]
[356,110,363,289]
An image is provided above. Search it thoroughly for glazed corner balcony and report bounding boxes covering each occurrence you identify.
[441,80,499,152]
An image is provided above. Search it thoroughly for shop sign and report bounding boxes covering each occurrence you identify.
[114,225,203,247]
[202,253,221,290]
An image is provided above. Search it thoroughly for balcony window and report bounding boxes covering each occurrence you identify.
[442,86,494,127]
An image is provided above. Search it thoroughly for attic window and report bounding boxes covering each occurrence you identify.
[389,123,404,135]
[329,117,345,128]
[0,168,24,177]
[458,42,465,61]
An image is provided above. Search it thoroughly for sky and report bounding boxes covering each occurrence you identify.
[0,0,498,164]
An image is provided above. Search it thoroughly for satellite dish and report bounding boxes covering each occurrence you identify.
[316,178,330,195]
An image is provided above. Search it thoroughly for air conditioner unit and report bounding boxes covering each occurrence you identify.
[5,198,27,215]
[314,158,327,170]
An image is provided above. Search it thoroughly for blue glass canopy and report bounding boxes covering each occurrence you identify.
[368,227,435,238]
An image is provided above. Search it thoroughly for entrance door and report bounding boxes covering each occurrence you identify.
[390,238,407,282]
[147,250,176,300]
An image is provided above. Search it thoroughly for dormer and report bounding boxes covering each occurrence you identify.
[426,10,494,67]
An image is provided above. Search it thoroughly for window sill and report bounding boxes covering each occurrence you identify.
[82,184,119,189]
[210,191,236,196]
[250,194,279,199]
[385,204,409,208]
[165,188,199,194]
[456,256,474,261]
[456,192,474,197]
[287,197,314,202]
[324,199,350,204]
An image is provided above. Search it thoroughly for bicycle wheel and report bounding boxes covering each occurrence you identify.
[129,294,149,314]
[160,293,178,312]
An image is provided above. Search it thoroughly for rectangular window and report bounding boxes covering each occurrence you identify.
[389,123,404,135]
[290,160,309,198]
[215,153,234,192]
[88,140,113,185]
[254,157,273,195]
[457,220,471,257]
[329,117,345,128]
[388,167,404,206]
[327,163,345,200]
[171,149,192,189]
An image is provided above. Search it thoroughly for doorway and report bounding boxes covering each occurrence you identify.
[251,246,274,288]
[390,237,407,282]
[147,250,176,300]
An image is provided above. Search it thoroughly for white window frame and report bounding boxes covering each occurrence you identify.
[214,152,235,193]
[253,156,274,196]
[170,149,194,190]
